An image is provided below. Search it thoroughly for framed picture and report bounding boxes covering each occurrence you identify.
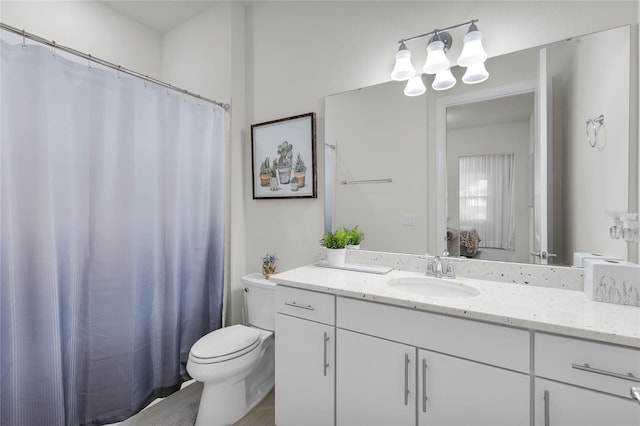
[251,112,317,199]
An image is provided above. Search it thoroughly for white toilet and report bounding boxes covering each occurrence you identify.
[187,273,276,426]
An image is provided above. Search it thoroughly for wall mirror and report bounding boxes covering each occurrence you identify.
[325,25,636,266]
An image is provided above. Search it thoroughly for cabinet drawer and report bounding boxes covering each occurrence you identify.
[535,333,640,398]
[276,285,335,325]
[337,297,530,373]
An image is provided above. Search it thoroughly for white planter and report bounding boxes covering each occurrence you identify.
[326,248,347,267]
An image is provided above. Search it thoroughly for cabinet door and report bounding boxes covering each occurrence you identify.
[336,329,416,426]
[534,378,640,426]
[275,313,335,426]
[418,349,530,426]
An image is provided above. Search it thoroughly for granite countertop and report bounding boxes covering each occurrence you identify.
[271,263,640,348]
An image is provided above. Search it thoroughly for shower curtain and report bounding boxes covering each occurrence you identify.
[0,37,225,425]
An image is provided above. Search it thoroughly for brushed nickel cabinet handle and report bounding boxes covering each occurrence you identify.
[571,363,637,382]
[323,332,330,377]
[404,353,410,406]
[284,301,314,311]
[422,358,428,413]
[544,390,550,426]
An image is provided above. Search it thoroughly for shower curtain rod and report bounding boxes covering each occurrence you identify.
[0,22,231,111]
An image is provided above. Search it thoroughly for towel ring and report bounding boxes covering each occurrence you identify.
[586,114,604,148]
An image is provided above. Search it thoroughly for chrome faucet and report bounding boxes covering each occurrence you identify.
[426,250,459,278]
[632,386,640,405]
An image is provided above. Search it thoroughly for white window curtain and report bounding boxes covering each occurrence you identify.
[0,36,225,425]
[459,154,515,249]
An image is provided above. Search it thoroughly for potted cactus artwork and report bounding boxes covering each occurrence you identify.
[293,153,306,188]
[251,112,317,199]
[259,157,271,187]
[276,141,293,184]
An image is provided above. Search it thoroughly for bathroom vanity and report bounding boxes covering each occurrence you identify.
[271,262,640,426]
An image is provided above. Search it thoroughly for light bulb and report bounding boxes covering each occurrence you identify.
[458,24,487,67]
[404,74,426,97]
[432,68,456,91]
[462,61,489,84]
[423,40,450,75]
[391,43,415,81]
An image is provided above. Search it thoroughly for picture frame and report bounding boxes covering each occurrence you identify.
[251,112,317,199]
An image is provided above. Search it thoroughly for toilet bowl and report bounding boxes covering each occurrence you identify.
[186,273,276,426]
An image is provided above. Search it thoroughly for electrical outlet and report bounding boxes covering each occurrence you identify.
[403,214,415,226]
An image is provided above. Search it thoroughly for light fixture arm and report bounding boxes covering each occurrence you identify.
[398,19,478,44]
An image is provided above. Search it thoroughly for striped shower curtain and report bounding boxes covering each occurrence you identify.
[0,35,225,425]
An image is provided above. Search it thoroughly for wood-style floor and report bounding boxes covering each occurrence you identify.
[233,389,275,426]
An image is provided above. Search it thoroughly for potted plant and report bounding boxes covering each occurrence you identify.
[276,141,294,184]
[262,253,277,279]
[346,226,365,249]
[269,157,279,191]
[293,153,306,188]
[320,228,350,266]
[259,157,271,187]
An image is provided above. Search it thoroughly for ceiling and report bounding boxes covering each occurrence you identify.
[99,1,219,33]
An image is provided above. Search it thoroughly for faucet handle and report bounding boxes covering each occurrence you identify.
[442,249,450,257]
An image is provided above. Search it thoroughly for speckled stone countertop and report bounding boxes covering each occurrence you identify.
[271,263,640,348]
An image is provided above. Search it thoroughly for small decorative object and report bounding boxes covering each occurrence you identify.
[262,253,277,279]
[320,228,350,267]
[290,176,299,191]
[259,157,271,187]
[251,113,317,199]
[345,226,365,249]
[293,152,306,188]
[276,141,293,184]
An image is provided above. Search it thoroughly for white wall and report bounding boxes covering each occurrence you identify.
[0,1,162,78]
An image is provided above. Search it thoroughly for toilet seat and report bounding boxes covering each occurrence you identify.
[189,325,262,364]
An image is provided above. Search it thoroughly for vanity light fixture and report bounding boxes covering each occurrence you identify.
[391,19,489,96]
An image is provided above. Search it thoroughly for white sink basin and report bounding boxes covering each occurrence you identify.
[387,276,480,298]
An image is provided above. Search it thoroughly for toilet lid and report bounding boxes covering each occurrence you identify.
[190,324,261,364]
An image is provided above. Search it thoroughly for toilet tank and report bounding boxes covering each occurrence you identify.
[242,273,276,331]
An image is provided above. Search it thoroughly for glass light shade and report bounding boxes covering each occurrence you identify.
[391,48,415,81]
[432,68,456,91]
[404,74,426,97]
[457,29,487,67]
[462,61,489,84]
[423,40,450,75]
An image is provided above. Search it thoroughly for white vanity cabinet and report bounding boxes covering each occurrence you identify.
[417,348,530,426]
[533,333,640,426]
[275,286,336,426]
[337,329,417,426]
[336,297,531,426]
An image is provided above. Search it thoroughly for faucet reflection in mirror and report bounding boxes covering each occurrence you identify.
[391,19,489,96]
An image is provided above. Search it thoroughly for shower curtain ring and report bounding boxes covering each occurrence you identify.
[87,54,92,71]
[51,40,56,59]
[21,29,26,50]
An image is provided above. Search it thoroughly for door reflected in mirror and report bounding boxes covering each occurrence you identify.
[446,92,533,264]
